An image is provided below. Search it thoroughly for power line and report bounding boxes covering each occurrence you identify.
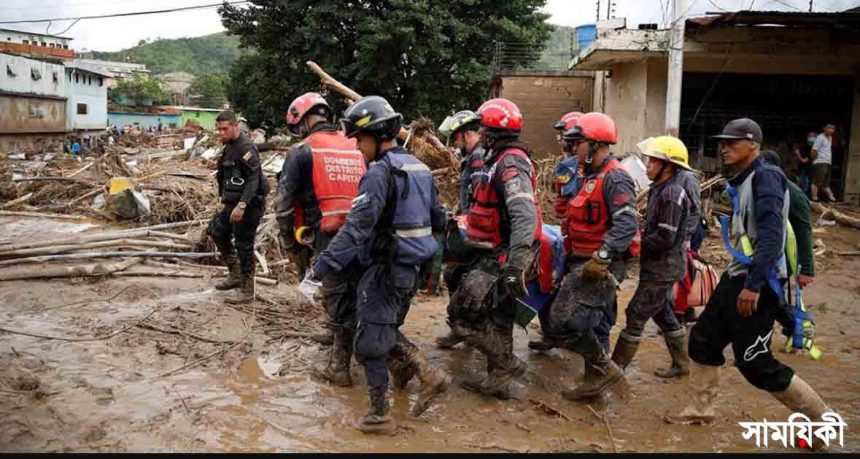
[0,1,248,24]
[707,0,727,11]
[771,0,804,11]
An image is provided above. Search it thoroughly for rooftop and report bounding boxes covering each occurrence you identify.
[0,27,73,40]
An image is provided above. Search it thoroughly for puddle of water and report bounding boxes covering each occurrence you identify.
[0,217,97,243]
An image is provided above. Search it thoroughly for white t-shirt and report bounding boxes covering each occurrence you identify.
[812,133,832,165]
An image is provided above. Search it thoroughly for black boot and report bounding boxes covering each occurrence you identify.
[358,388,395,434]
[654,328,690,379]
[310,328,353,387]
[215,253,242,290]
[610,331,641,371]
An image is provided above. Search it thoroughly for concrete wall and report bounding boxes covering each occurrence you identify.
[494,73,593,158]
[0,94,66,134]
[108,112,181,130]
[0,53,65,98]
[65,68,107,132]
[842,75,860,205]
[0,132,65,153]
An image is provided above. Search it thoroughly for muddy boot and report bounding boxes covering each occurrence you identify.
[311,329,353,387]
[435,331,463,349]
[224,275,255,304]
[215,254,242,290]
[610,331,641,372]
[664,362,720,425]
[562,338,623,401]
[654,329,691,379]
[771,375,831,450]
[409,351,452,417]
[358,388,395,434]
[461,358,526,400]
[388,357,416,390]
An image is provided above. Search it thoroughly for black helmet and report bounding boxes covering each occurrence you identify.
[341,95,403,142]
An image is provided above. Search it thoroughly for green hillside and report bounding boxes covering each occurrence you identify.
[92,32,243,76]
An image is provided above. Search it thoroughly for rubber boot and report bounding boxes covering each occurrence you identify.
[654,328,691,379]
[527,337,558,352]
[358,388,395,434]
[435,331,463,349]
[225,274,255,304]
[562,338,623,401]
[215,254,242,290]
[388,356,416,390]
[610,331,641,371]
[409,350,452,417]
[461,359,527,400]
[310,329,353,387]
[771,375,831,450]
[664,362,720,425]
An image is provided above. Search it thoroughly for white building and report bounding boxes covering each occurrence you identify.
[64,63,110,134]
[0,52,67,151]
[0,28,74,60]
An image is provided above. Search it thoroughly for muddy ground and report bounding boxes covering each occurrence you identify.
[1,215,858,453]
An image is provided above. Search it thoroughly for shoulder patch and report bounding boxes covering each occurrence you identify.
[243,151,252,161]
[501,167,519,182]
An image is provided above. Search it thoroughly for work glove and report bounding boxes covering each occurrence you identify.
[502,247,534,299]
[298,267,323,302]
[581,252,611,282]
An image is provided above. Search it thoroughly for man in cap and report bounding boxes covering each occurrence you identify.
[666,119,832,448]
[610,136,692,379]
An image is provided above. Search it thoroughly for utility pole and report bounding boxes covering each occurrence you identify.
[665,0,686,137]
[809,0,813,13]
[596,0,601,23]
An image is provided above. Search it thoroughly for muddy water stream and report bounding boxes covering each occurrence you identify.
[0,217,858,452]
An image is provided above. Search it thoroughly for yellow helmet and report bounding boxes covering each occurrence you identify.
[640,135,693,171]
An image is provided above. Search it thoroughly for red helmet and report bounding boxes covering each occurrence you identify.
[564,112,617,144]
[553,111,583,131]
[477,98,523,132]
[286,92,331,134]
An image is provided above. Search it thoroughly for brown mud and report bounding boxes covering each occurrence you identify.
[1,216,858,452]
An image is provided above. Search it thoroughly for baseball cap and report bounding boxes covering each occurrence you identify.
[712,118,763,143]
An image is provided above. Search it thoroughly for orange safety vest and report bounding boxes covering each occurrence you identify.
[295,130,366,234]
[564,157,641,257]
[465,148,543,250]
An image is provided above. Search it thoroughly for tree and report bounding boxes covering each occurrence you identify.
[189,73,228,108]
[111,73,170,107]
[219,0,552,131]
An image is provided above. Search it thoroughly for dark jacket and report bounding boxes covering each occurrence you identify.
[787,180,815,277]
[216,133,269,205]
[484,139,539,251]
[640,172,689,282]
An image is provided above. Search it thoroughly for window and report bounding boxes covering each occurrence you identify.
[6,64,16,77]
[31,68,42,80]
[87,75,92,85]
[98,77,103,86]
[63,44,68,49]
[22,40,28,45]
[77,104,88,115]
[195,112,200,118]
[49,43,55,48]
[74,73,79,84]
[29,104,44,119]
[53,71,58,83]
[41,42,47,47]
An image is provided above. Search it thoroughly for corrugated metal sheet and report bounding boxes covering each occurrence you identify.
[688,10,860,29]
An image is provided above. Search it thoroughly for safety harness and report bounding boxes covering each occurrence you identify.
[719,185,821,360]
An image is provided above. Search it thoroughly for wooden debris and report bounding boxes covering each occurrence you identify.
[528,398,573,421]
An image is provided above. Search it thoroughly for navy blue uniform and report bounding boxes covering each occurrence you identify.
[313,146,445,397]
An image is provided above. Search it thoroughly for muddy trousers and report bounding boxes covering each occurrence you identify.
[354,263,419,398]
[320,269,360,337]
[540,295,615,352]
[453,305,518,373]
[622,280,683,338]
[543,269,616,355]
[207,202,264,277]
[688,273,794,392]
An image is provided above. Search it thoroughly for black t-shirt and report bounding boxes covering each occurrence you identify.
[798,145,812,173]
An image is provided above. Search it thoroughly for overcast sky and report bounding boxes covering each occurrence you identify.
[0,0,857,52]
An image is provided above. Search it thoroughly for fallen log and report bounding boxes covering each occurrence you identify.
[0,250,216,266]
[0,257,142,281]
[11,176,97,187]
[113,269,277,285]
[0,210,89,221]
[0,221,206,253]
[66,161,94,178]
[66,187,105,208]
[810,202,860,229]
[0,239,193,258]
[0,193,33,210]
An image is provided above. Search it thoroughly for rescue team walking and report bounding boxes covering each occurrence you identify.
[208,95,835,446]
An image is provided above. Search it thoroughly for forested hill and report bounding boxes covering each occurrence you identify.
[92,32,243,75]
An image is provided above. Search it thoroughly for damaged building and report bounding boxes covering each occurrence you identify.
[569,10,860,203]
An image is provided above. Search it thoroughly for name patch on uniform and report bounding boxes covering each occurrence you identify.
[243,151,253,161]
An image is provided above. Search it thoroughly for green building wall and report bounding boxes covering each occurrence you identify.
[180,110,219,130]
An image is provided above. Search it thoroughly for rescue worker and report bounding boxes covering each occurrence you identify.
[274,92,366,384]
[542,112,641,401]
[665,119,832,445]
[448,98,543,400]
[435,109,485,349]
[208,109,270,304]
[610,136,691,379]
[301,96,451,433]
[528,111,583,352]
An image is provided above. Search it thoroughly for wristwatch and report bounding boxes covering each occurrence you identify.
[596,247,611,263]
[237,202,247,210]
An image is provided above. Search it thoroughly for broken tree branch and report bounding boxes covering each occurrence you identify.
[0,239,193,258]
[0,303,165,342]
[0,257,142,281]
[810,202,860,229]
[154,339,245,379]
[0,250,216,266]
[0,193,33,210]
[585,405,617,454]
[0,210,88,221]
